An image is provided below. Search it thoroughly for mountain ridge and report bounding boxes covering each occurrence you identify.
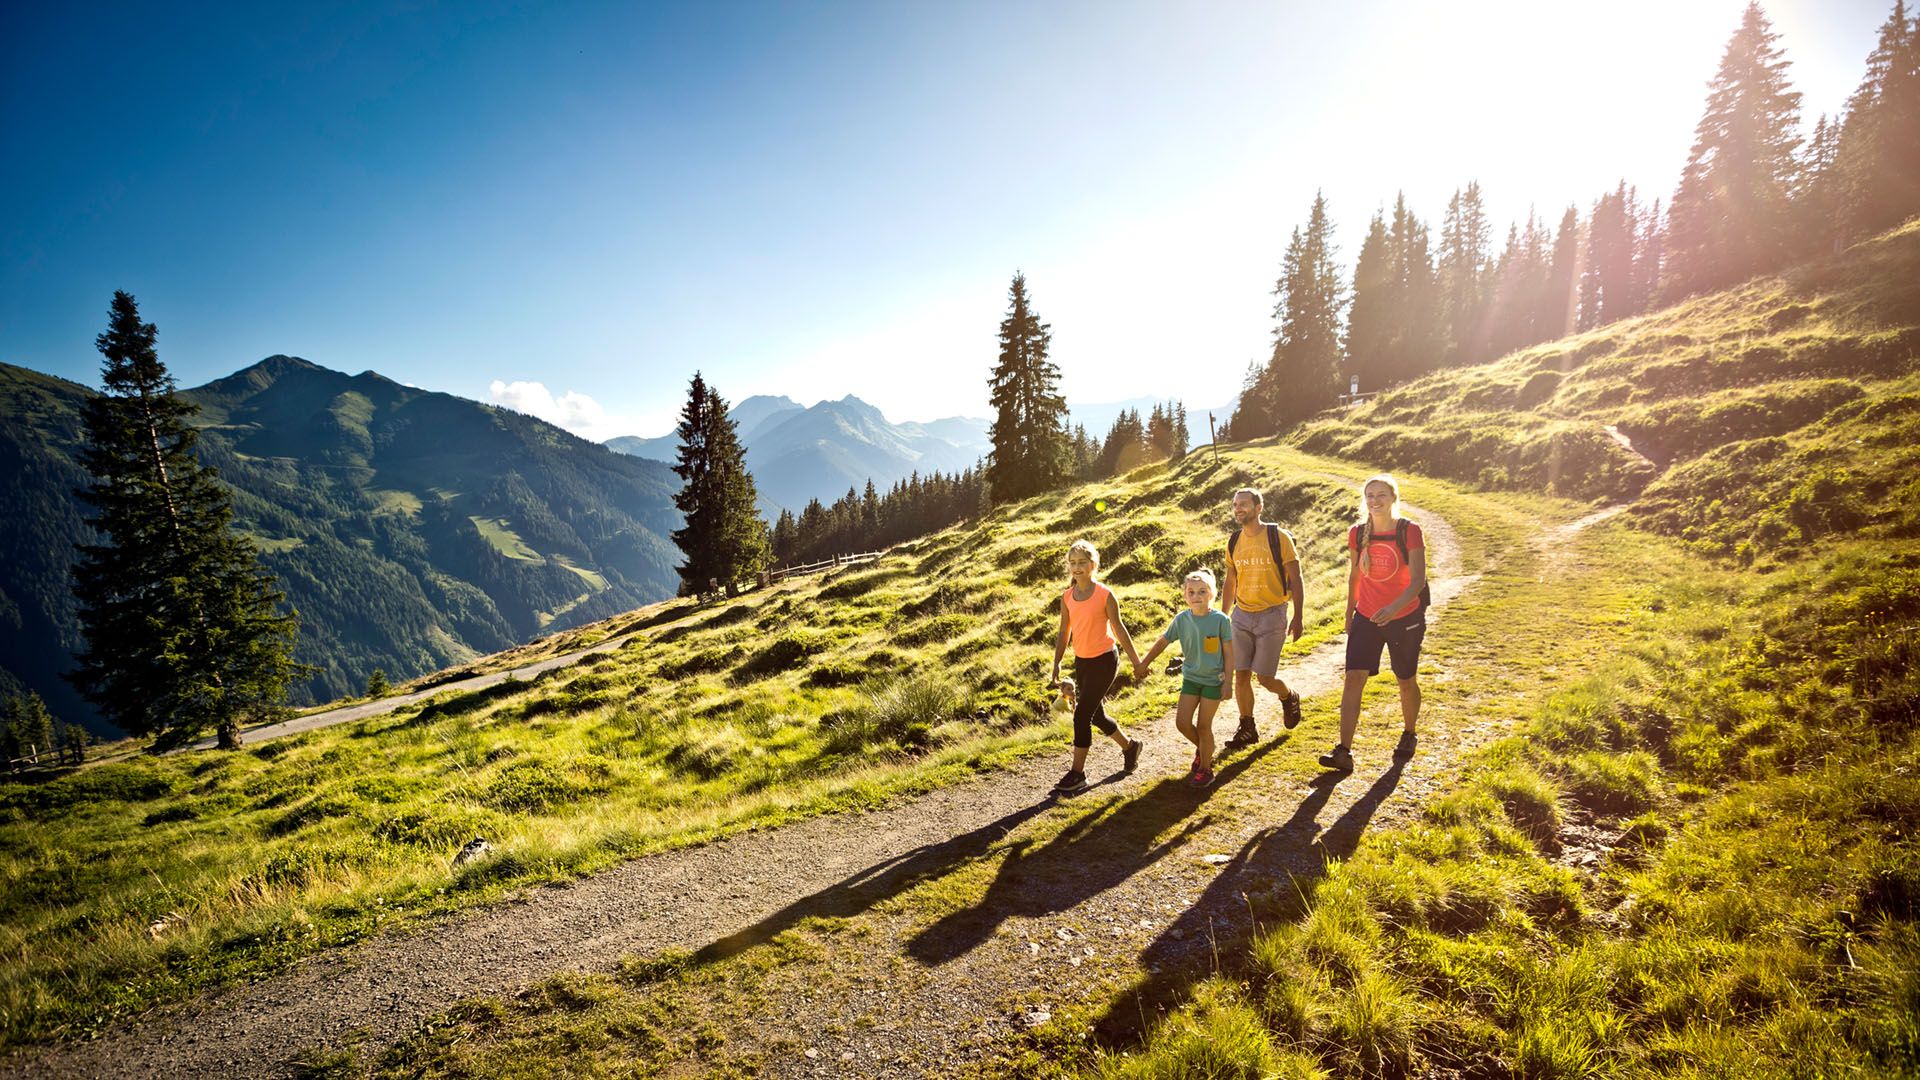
[0,355,685,734]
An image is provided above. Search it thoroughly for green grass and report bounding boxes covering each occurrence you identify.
[0,445,1378,1048]
[468,515,541,561]
[1293,218,1920,505]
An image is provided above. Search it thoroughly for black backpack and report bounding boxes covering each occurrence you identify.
[1228,523,1297,594]
[1352,518,1431,611]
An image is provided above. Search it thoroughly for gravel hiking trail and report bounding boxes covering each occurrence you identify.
[13,500,1610,1079]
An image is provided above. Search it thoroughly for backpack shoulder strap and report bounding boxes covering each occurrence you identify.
[1394,518,1410,560]
[1266,523,1288,565]
[1227,529,1240,556]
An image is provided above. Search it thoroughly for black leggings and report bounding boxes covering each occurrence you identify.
[1071,649,1121,748]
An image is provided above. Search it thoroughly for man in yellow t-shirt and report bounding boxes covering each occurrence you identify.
[1220,488,1306,749]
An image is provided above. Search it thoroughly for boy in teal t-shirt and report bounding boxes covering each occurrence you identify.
[1135,569,1235,786]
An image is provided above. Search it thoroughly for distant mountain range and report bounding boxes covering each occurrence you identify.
[0,356,683,735]
[607,395,993,511]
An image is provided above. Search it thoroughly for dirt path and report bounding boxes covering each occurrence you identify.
[16,503,1520,1079]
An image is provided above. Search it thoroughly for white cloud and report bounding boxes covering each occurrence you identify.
[488,379,631,442]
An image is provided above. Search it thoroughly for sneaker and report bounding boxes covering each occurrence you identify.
[1317,744,1354,773]
[1052,769,1088,793]
[1224,718,1259,750]
[1393,731,1417,760]
[1281,692,1304,730]
[1122,738,1143,774]
[1189,766,1213,787]
[1164,656,1183,676]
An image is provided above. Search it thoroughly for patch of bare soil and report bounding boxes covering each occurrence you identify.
[11,502,1614,1079]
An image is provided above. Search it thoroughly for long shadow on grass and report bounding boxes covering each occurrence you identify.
[675,795,1059,969]
[904,740,1287,967]
[1089,758,1407,1045]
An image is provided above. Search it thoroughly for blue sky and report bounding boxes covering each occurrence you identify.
[0,1,1891,440]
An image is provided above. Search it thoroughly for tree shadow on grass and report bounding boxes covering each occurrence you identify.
[668,795,1060,971]
[1089,757,1408,1045]
[904,740,1288,968]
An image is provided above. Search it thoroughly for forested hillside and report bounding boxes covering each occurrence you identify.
[0,355,682,731]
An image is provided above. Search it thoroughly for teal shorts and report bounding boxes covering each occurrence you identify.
[1180,679,1223,701]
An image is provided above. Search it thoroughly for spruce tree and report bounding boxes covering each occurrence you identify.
[1832,1,1920,239]
[1386,193,1439,386]
[69,291,301,750]
[1346,210,1395,396]
[670,373,769,596]
[2,693,54,763]
[1437,182,1492,364]
[1234,193,1346,436]
[1543,206,1581,339]
[1664,2,1803,297]
[986,273,1069,503]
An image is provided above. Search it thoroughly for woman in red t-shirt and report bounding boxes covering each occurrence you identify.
[1320,475,1427,773]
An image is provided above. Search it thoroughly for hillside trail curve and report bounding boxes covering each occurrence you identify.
[14,498,1619,1078]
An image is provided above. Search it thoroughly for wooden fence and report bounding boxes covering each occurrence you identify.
[764,550,883,585]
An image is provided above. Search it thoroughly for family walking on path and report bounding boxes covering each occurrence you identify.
[1049,475,1428,790]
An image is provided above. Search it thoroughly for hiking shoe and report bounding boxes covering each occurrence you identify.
[1281,692,1304,730]
[1224,719,1259,750]
[1318,744,1354,773]
[1052,769,1088,793]
[1122,738,1143,774]
[1393,731,1417,760]
[1164,656,1183,676]
[1189,766,1213,787]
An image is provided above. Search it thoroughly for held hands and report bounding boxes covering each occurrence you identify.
[1132,660,1149,681]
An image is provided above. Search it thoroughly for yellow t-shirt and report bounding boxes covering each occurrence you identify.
[1227,526,1297,612]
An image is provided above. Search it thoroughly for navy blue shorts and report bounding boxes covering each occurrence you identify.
[1346,610,1425,680]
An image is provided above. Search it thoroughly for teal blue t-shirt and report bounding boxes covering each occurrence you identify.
[1162,609,1234,687]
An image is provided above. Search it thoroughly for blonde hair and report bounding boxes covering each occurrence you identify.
[1183,568,1217,594]
[1359,474,1401,521]
[1066,538,1100,569]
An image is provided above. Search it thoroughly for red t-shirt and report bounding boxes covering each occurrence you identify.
[1349,521,1423,620]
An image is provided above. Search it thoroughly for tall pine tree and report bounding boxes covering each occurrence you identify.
[1831,0,1920,240]
[670,373,769,597]
[69,291,302,750]
[986,273,1069,503]
[1437,182,1492,365]
[1664,2,1803,298]
[1346,210,1395,395]
[1236,192,1345,436]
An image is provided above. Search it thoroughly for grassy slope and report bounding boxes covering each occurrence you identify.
[0,448,1357,1047]
[8,224,1918,1073]
[332,223,1920,1077]
[1056,225,1920,1077]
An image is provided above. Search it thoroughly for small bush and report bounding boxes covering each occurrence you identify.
[734,630,830,680]
[374,804,505,849]
[1560,750,1658,814]
[481,758,602,812]
[824,672,971,753]
[665,725,751,780]
[1480,764,1562,848]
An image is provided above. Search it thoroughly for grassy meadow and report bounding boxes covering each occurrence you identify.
[285,223,1919,1077]
[1059,227,1920,1076]
[5,221,1918,1076]
[0,446,1365,1047]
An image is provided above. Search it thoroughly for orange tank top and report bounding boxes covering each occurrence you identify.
[1063,583,1116,659]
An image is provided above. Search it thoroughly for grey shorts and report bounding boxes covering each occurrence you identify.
[1230,603,1290,678]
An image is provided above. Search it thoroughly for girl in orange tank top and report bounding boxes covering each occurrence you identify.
[1047,539,1144,792]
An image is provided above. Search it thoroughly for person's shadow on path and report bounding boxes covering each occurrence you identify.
[1090,757,1407,1043]
[904,740,1289,967]
[672,795,1059,970]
